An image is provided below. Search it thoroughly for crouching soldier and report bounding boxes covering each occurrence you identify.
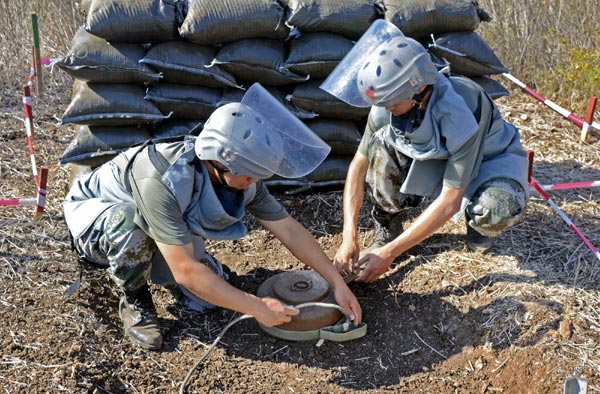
[64,84,362,350]
[321,20,530,283]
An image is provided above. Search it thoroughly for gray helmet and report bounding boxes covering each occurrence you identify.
[356,36,438,107]
[321,20,438,108]
[195,83,330,179]
[195,102,284,179]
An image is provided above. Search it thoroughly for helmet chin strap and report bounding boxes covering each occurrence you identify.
[392,85,434,132]
[209,161,239,192]
[411,84,433,108]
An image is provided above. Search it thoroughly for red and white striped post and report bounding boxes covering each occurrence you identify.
[539,180,600,191]
[23,84,39,187]
[580,96,598,142]
[503,73,600,132]
[33,165,49,219]
[0,166,49,216]
[530,178,600,262]
[0,197,38,207]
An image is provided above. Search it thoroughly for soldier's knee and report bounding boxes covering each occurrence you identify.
[104,203,138,234]
[466,178,526,236]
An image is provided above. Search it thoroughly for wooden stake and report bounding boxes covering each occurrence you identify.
[527,149,534,182]
[580,96,597,142]
[31,13,43,93]
[33,165,49,220]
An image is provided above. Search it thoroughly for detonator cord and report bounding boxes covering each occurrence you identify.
[180,302,351,394]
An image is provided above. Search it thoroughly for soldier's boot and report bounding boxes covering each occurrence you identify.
[362,209,404,255]
[119,284,163,350]
[465,218,494,253]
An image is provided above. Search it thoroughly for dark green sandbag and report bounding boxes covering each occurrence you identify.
[384,0,491,40]
[220,86,317,119]
[212,39,308,86]
[61,81,168,126]
[264,155,351,193]
[140,41,240,88]
[283,32,354,79]
[145,83,222,120]
[57,27,160,84]
[428,31,509,76]
[84,0,179,43]
[150,119,204,142]
[179,0,289,45]
[286,0,384,39]
[60,124,151,167]
[290,80,371,120]
[305,119,362,155]
[307,155,352,182]
[468,76,511,100]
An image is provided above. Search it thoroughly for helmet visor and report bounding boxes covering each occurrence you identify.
[232,83,331,178]
[320,20,405,108]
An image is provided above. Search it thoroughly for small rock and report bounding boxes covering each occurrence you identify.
[559,320,572,339]
[475,357,484,370]
[520,114,529,121]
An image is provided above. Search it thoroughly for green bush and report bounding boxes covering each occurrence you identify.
[478,0,599,113]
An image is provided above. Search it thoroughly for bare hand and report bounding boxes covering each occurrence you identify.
[333,285,362,325]
[355,247,395,283]
[254,297,299,327]
[333,238,360,276]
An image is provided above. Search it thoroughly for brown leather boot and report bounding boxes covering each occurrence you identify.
[119,285,163,350]
[466,221,494,253]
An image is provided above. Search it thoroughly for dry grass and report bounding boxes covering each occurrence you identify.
[478,0,600,113]
[1,1,599,393]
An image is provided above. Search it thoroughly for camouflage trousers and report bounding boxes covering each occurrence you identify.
[71,202,227,312]
[365,132,526,237]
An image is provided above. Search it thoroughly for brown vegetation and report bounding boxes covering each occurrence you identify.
[1,1,599,393]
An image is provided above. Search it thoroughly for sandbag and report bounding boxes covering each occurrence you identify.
[84,0,179,43]
[428,31,509,76]
[145,83,222,120]
[140,41,240,88]
[265,155,351,193]
[468,76,511,100]
[150,119,204,142]
[384,0,491,39]
[286,0,384,39]
[219,86,317,119]
[212,39,307,86]
[60,124,151,167]
[56,27,160,84]
[305,119,362,155]
[289,80,371,120]
[179,0,289,45]
[308,155,352,182]
[61,81,168,126]
[284,33,355,79]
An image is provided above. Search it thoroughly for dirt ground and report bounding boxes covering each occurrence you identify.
[1,75,600,394]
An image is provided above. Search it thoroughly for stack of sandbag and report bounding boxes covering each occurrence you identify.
[58,0,222,168]
[382,0,510,98]
[182,0,383,192]
[57,0,509,194]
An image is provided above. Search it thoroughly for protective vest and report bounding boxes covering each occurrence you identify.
[370,75,529,201]
[64,138,256,242]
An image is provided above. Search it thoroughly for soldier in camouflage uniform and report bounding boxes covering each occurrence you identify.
[321,20,529,283]
[64,84,362,350]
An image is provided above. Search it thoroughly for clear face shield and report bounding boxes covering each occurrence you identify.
[229,83,331,178]
[320,20,406,108]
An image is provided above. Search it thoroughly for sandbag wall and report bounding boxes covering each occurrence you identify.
[57,0,511,192]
